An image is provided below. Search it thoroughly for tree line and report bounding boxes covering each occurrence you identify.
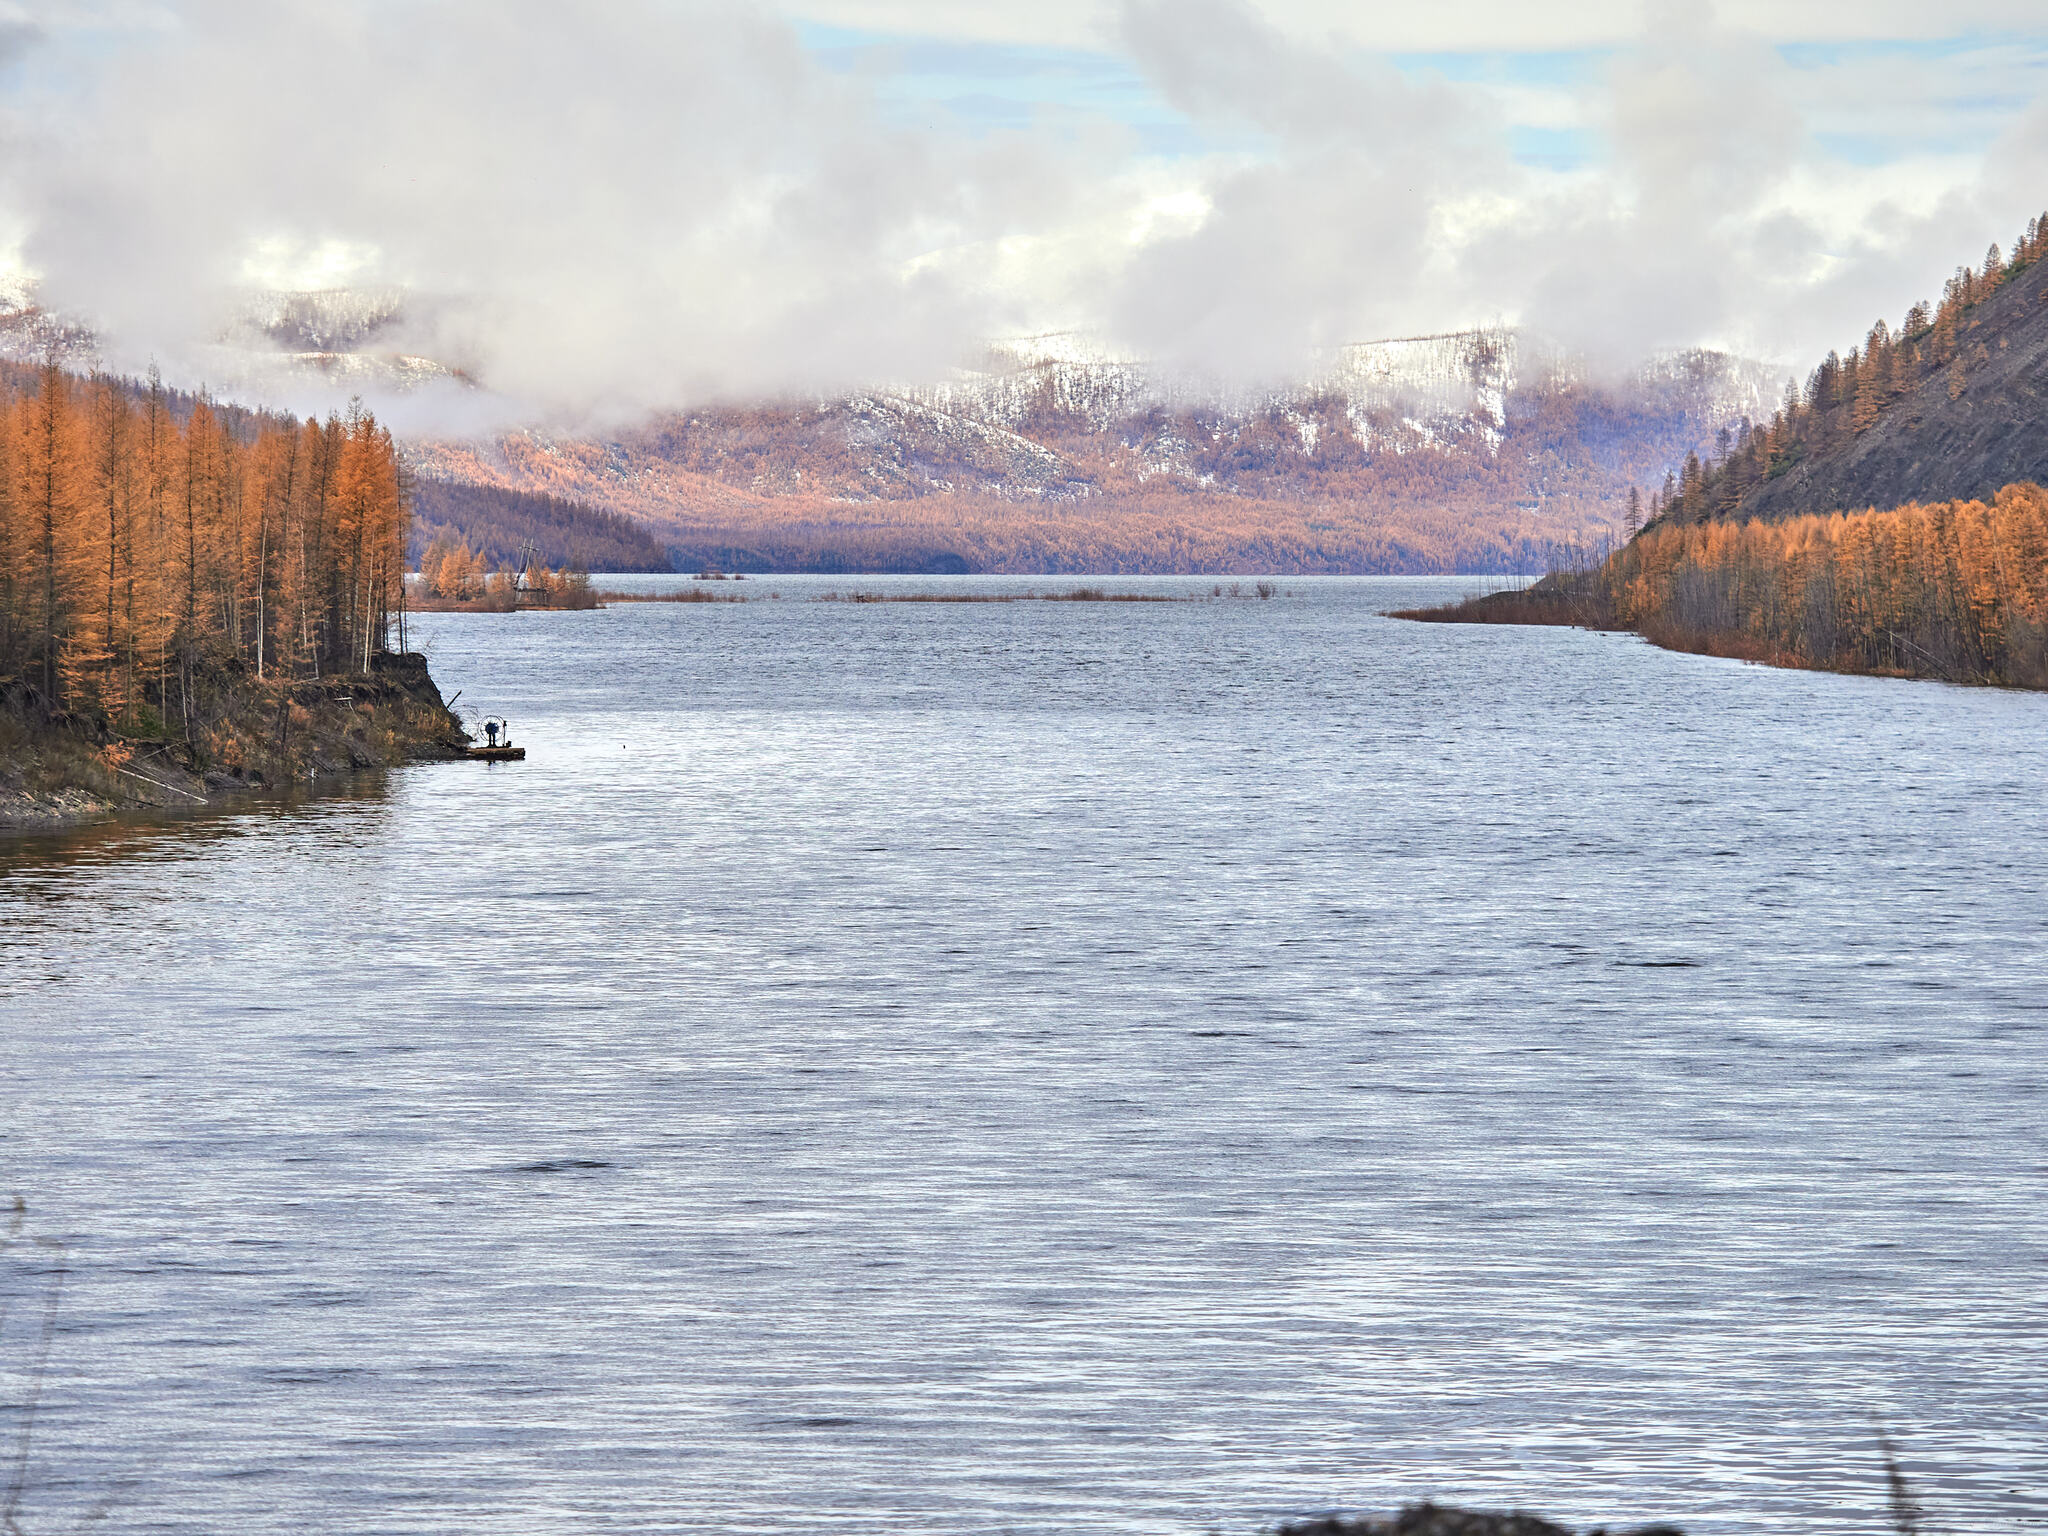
[1637,210,2048,528]
[1606,482,2048,685]
[407,477,673,573]
[0,358,408,731]
[415,532,597,609]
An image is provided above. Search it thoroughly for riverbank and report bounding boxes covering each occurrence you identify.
[1390,574,1619,632]
[1394,534,2048,689]
[1390,578,1913,680]
[0,651,469,833]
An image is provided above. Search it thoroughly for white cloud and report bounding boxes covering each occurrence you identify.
[0,0,2042,420]
[787,0,2048,51]
[1100,0,2044,377]
[3,0,1079,420]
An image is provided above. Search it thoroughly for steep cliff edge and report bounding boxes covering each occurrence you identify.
[1,651,470,833]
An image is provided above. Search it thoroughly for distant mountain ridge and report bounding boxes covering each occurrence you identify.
[1,275,1787,572]
[407,479,674,573]
[408,332,1785,572]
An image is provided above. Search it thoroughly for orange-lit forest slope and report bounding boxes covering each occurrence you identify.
[1609,487,2048,686]
[1411,211,2048,689]
[0,358,407,713]
[1407,484,2048,688]
[1616,208,2048,686]
[1,359,463,827]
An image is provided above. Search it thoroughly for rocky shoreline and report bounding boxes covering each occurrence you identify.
[0,651,470,834]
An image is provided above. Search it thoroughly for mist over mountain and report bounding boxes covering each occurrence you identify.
[0,274,1782,571]
[404,328,1784,573]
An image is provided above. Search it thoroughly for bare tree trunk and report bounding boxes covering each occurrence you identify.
[36,368,62,704]
[255,489,269,679]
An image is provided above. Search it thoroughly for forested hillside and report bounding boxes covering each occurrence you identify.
[1489,208,2048,688]
[1609,486,2048,685]
[1645,209,2048,527]
[407,478,672,572]
[0,358,408,722]
[1414,209,2048,688]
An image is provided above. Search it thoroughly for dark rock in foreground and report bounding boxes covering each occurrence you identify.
[1278,1501,1682,1536]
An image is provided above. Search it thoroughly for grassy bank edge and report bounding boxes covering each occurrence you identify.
[1,652,471,835]
[1387,578,2018,688]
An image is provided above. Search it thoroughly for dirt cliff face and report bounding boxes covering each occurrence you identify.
[1739,257,2048,521]
[1,651,470,833]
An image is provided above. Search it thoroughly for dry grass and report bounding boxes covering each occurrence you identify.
[578,583,1297,606]
[817,587,1186,604]
[1389,578,1617,629]
[592,587,747,604]
[409,594,604,612]
[405,593,519,613]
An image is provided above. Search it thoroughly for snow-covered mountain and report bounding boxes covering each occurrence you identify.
[0,272,99,366]
[401,329,1789,571]
[2,275,1793,570]
[911,324,1784,464]
[0,278,463,394]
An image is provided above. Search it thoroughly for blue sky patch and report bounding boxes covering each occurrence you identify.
[795,20,2048,174]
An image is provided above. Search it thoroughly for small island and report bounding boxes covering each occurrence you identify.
[408,532,602,611]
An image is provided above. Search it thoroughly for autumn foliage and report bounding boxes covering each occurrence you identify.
[1607,484,2048,685]
[0,359,409,729]
[414,532,597,610]
[1648,209,2048,525]
[419,534,489,599]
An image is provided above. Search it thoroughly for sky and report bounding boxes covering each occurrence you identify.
[2,0,2046,421]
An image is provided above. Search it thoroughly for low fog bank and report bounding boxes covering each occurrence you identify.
[1,0,2041,430]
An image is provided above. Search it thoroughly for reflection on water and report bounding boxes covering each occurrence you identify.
[0,779,398,980]
[1,774,398,874]
[3,576,2046,1536]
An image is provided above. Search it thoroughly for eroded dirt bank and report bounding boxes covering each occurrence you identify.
[1,651,469,833]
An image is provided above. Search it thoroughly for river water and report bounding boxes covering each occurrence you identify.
[2,575,2044,1535]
